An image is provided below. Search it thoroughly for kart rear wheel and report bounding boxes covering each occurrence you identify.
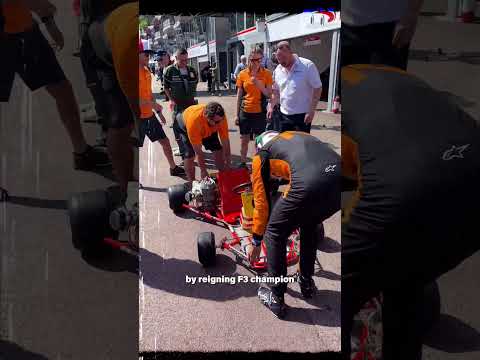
[68,190,116,254]
[168,184,188,212]
[197,232,216,267]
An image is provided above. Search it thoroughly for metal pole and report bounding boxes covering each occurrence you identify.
[214,18,220,86]
[206,17,211,65]
[327,29,340,112]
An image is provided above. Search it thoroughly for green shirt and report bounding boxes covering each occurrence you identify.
[163,64,198,111]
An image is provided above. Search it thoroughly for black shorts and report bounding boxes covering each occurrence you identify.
[176,113,222,159]
[238,110,267,137]
[1,25,66,102]
[88,20,134,129]
[138,115,167,146]
[278,112,311,133]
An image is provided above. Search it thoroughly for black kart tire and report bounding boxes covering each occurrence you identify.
[197,232,216,267]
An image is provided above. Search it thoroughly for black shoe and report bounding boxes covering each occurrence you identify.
[298,274,316,299]
[170,165,186,176]
[257,286,287,319]
[74,145,111,170]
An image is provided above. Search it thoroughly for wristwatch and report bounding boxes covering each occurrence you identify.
[252,233,263,247]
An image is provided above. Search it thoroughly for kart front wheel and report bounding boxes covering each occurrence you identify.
[197,232,216,267]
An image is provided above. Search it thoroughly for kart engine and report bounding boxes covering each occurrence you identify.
[188,177,218,212]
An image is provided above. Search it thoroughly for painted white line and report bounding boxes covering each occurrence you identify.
[139,313,143,341]
[154,336,157,353]
[10,219,16,254]
[36,151,40,195]
[45,251,49,281]
[7,303,13,341]
[140,275,145,312]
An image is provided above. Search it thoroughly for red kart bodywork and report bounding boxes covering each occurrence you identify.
[181,168,299,270]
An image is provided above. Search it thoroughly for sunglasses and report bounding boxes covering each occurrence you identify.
[250,58,262,62]
[208,117,223,124]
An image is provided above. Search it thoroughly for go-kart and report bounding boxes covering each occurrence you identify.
[67,183,139,258]
[167,167,300,270]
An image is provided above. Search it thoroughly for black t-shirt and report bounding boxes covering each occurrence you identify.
[342,65,480,270]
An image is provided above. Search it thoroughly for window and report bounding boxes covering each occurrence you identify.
[236,12,245,32]
[246,13,255,29]
[229,13,236,34]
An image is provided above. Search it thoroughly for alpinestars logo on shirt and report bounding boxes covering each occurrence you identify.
[325,165,337,173]
[442,144,470,160]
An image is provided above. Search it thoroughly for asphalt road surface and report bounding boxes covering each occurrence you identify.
[139,80,341,353]
[0,2,137,359]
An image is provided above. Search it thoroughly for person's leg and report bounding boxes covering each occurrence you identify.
[172,111,186,157]
[107,125,134,194]
[240,135,250,163]
[382,287,424,360]
[238,111,252,163]
[370,22,410,70]
[184,156,196,181]
[341,23,372,67]
[264,196,300,298]
[45,80,89,154]
[297,223,319,279]
[159,138,176,169]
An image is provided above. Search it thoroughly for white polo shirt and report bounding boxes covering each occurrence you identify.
[273,55,322,115]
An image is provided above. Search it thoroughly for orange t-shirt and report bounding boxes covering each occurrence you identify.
[183,104,229,146]
[104,2,138,107]
[2,2,34,34]
[236,67,273,113]
[139,66,153,119]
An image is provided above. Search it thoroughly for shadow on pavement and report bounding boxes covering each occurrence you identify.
[318,236,341,253]
[140,186,168,193]
[285,287,341,327]
[312,124,341,132]
[409,49,480,65]
[81,249,138,274]
[79,167,116,182]
[195,89,236,98]
[424,313,480,352]
[7,196,67,210]
[140,248,259,301]
[315,269,341,282]
[0,340,49,360]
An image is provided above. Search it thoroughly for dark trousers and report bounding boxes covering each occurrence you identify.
[172,110,186,157]
[80,29,109,132]
[266,186,339,298]
[207,77,212,92]
[341,21,410,70]
[342,248,424,360]
[278,112,311,133]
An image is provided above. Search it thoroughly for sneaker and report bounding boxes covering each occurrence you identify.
[173,147,182,156]
[170,165,186,176]
[74,145,112,170]
[257,286,287,319]
[298,274,316,299]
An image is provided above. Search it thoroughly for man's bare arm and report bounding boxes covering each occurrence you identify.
[309,87,322,114]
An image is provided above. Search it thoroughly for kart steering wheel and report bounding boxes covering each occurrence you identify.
[232,182,253,195]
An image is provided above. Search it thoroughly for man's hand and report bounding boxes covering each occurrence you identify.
[234,116,240,126]
[246,244,261,264]
[304,111,315,125]
[45,22,64,50]
[200,168,209,180]
[392,14,418,48]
